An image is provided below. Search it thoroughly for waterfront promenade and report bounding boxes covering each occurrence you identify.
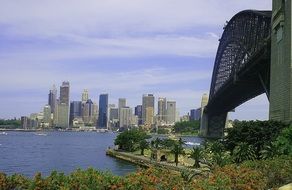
[106,148,205,174]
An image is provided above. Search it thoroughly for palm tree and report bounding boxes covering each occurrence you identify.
[139,140,149,156]
[171,143,184,166]
[233,142,256,163]
[190,147,203,168]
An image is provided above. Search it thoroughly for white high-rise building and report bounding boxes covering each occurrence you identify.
[158,97,167,124]
[119,107,132,128]
[166,101,176,125]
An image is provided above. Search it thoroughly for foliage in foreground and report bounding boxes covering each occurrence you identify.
[1,156,291,190]
[224,120,289,159]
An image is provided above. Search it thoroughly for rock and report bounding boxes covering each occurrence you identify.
[279,183,292,190]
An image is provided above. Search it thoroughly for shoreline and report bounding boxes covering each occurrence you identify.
[106,148,202,174]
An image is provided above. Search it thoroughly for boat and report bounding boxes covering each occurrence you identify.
[34,133,48,136]
[185,142,201,146]
[0,132,8,135]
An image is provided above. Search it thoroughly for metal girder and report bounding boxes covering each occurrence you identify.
[209,10,272,102]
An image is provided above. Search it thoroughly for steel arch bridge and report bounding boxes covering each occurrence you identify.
[202,10,272,137]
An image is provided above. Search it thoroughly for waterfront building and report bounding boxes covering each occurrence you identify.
[56,82,70,128]
[118,98,126,124]
[48,85,57,113]
[134,105,143,125]
[60,81,70,105]
[21,116,29,129]
[190,108,201,121]
[83,99,94,125]
[57,103,69,128]
[158,97,167,124]
[70,101,82,126]
[142,94,155,127]
[43,105,52,126]
[119,107,132,128]
[92,102,98,126]
[166,101,176,125]
[98,94,108,129]
[109,107,119,129]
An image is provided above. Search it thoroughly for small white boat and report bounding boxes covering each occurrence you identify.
[0,132,8,135]
[35,133,47,136]
[185,142,200,146]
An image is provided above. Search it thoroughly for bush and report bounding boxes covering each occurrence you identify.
[273,125,292,156]
[225,120,288,159]
[242,156,292,189]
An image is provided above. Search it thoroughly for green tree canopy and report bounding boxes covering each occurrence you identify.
[224,120,288,158]
[114,129,150,152]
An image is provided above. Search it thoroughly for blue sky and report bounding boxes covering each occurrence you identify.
[0,0,271,120]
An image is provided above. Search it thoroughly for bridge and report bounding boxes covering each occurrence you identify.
[201,0,292,137]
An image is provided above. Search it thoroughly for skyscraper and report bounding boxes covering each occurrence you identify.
[142,94,155,127]
[166,101,176,124]
[57,81,70,128]
[60,81,70,105]
[82,89,89,102]
[83,99,94,125]
[43,105,52,125]
[135,105,143,125]
[119,107,133,128]
[98,94,108,129]
[48,85,57,113]
[69,101,82,126]
[118,98,126,125]
[158,97,167,123]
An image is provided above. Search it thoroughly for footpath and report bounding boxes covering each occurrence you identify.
[106,148,202,174]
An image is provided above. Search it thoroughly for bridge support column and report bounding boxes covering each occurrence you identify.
[270,0,292,123]
[205,112,227,138]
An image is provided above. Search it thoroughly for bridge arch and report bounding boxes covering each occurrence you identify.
[202,10,272,137]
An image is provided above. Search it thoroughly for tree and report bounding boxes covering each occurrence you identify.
[233,142,256,164]
[114,129,150,152]
[189,147,203,168]
[273,125,292,156]
[139,140,149,156]
[171,142,184,166]
[224,120,288,158]
[173,121,200,134]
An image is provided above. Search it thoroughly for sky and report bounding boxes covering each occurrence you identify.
[0,0,272,120]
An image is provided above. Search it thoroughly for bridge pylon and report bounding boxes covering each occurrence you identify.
[270,0,292,123]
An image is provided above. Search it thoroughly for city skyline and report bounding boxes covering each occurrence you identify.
[0,1,271,120]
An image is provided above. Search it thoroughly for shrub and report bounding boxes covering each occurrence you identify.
[242,156,292,188]
[225,120,288,159]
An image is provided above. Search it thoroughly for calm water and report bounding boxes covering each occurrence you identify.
[0,131,138,177]
[0,131,204,177]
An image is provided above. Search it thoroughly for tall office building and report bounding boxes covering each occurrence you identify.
[135,105,143,125]
[83,99,94,124]
[109,107,119,129]
[118,98,126,123]
[158,97,167,123]
[70,101,82,126]
[43,105,52,125]
[142,94,155,127]
[98,94,108,129]
[82,89,89,102]
[190,108,201,121]
[119,107,133,128]
[48,85,57,113]
[57,82,70,128]
[60,81,70,105]
[118,98,126,109]
[166,101,176,124]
